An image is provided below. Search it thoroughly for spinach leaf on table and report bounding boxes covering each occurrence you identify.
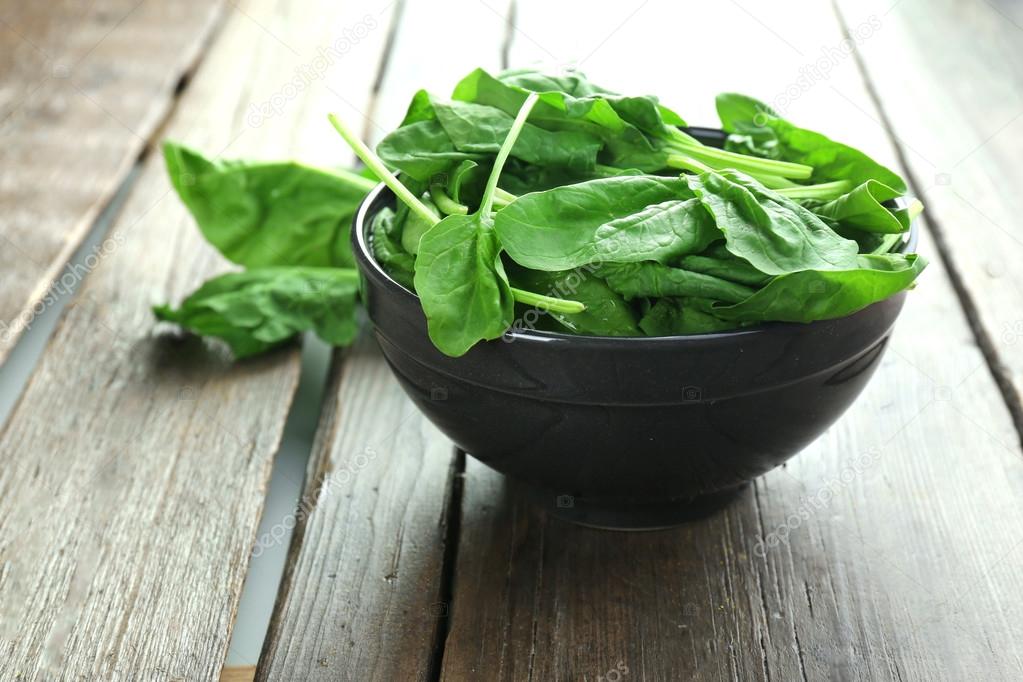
[163,142,373,269]
[495,175,718,270]
[153,267,360,358]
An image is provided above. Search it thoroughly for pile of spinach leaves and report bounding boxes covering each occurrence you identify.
[155,67,926,358]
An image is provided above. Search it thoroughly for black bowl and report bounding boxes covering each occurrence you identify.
[352,129,918,529]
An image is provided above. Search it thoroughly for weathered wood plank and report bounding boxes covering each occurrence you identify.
[833,0,1023,435]
[254,338,458,681]
[439,1,1023,678]
[255,1,512,678]
[0,0,227,365]
[0,0,396,678]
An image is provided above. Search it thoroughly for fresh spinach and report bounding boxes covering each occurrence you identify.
[153,267,359,357]
[163,142,374,268]
[685,169,860,275]
[716,93,907,192]
[156,67,927,359]
[494,175,718,270]
[712,253,925,323]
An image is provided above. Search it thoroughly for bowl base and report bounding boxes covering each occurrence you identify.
[526,484,747,531]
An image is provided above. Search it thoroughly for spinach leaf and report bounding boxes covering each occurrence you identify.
[505,262,640,336]
[801,179,910,234]
[685,170,859,275]
[716,93,906,192]
[495,175,719,270]
[411,94,538,355]
[377,119,483,183]
[677,250,772,287]
[163,142,373,269]
[413,212,514,355]
[638,298,744,335]
[369,207,415,289]
[597,262,757,304]
[712,253,927,323]
[432,98,602,172]
[400,193,440,255]
[153,267,360,358]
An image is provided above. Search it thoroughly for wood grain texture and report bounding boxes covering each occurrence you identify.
[0,0,227,364]
[255,1,512,678]
[254,338,458,681]
[439,1,1023,679]
[0,0,395,678]
[833,0,1023,435]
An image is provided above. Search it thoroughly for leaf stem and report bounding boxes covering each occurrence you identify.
[665,153,713,175]
[666,139,813,179]
[429,183,468,215]
[480,92,539,215]
[328,112,439,227]
[320,165,379,192]
[775,179,854,200]
[493,187,518,207]
[510,287,586,314]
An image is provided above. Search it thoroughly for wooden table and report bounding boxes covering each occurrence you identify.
[2,0,1022,679]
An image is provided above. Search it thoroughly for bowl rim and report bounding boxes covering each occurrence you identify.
[354,160,920,348]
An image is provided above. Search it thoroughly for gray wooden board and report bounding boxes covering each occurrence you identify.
[0,0,394,677]
[0,0,226,365]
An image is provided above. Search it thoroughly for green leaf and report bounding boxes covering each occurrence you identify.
[369,207,415,289]
[163,141,372,268]
[495,175,719,270]
[153,267,360,358]
[376,119,483,182]
[412,93,542,356]
[677,248,772,288]
[712,253,927,322]
[432,97,602,172]
[801,179,910,234]
[596,262,757,304]
[638,298,744,335]
[505,262,640,336]
[716,93,907,192]
[453,68,669,172]
[686,170,859,275]
[413,213,514,356]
